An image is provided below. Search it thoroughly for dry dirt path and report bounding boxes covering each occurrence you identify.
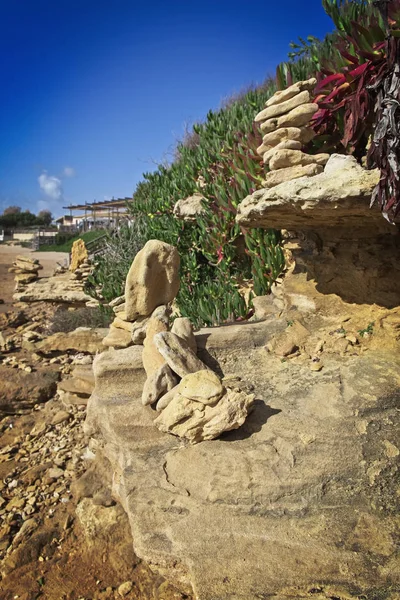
[0,245,69,314]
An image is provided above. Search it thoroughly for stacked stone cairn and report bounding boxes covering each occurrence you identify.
[68,239,98,306]
[100,239,254,443]
[9,255,43,291]
[255,77,330,189]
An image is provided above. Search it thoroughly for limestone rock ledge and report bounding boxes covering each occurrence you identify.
[84,321,400,600]
[236,154,386,231]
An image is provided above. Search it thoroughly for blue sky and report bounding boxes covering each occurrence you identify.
[0,0,333,218]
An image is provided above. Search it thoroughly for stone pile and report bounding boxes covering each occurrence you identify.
[57,360,95,408]
[254,78,330,189]
[8,255,43,292]
[96,239,255,443]
[70,257,93,285]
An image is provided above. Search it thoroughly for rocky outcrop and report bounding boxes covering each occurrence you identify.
[37,328,108,355]
[237,154,381,230]
[84,322,400,599]
[125,240,180,321]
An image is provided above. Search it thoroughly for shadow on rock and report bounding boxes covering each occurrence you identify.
[221,399,281,442]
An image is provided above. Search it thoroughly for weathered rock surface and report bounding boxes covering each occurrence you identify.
[13,273,93,304]
[0,366,59,414]
[262,163,323,189]
[85,320,400,599]
[260,102,319,133]
[69,239,88,272]
[255,89,310,123]
[154,331,208,377]
[102,325,133,349]
[125,240,180,321]
[178,370,223,405]
[171,317,197,353]
[261,126,315,149]
[237,154,382,229]
[173,193,207,221]
[154,387,254,443]
[142,363,178,406]
[264,77,316,108]
[269,149,329,170]
[142,311,169,376]
[37,327,108,355]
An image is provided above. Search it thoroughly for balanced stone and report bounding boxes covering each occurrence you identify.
[261,103,319,134]
[142,313,169,376]
[269,149,330,171]
[262,163,323,189]
[142,363,178,406]
[70,239,88,272]
[179,370,224,406]
[154,331,208,378]
[264,77,317,108]
[125,240,180,321]
[171,317,197,353]
[262,126,315,148]
[262,140,302,164]
[154,388,255,443]
[255,90,310,123]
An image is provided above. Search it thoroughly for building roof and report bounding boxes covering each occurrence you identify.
[63,197,131,212]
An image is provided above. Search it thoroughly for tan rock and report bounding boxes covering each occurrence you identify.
[265,78,317,108]
[262,163,323,189]
[269,149,329,171]
[261,103,319,134]
[125,240,180,321]
[15,255,39,265]
[58,376,94,396]
[255,90,310,123]
[102,325,133,349]
[268,321,310,357]
[14,260,41,273]
[142,314,168,376]
[109,295,125,308]
[69,239,89,272]
[178,370,223,406]
[262,126,315,147]
[263,140,302,164]
[154,387,254,443]
[173,193,207,221]
[14,272,38,284]
[131,316,149,344]
[112,316,134,333]
[154,331,208,378]
[236,154,381,229]
[171,317,197,353]
[155,385,180,411]
[142,363,178,406]
[37,327,107,354]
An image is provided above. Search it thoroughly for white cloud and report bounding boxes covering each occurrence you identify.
[63,166,75,177]
[38,171,63,200]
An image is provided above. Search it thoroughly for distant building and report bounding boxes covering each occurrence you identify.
[60,197,130,231]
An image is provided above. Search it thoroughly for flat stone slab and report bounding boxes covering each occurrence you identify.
[85,318,400,599]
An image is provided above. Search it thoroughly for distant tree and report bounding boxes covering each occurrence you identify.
[3,205,21,215]
[37,210,53,226]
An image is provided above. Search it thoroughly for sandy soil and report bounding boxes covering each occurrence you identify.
[0,245,69,314]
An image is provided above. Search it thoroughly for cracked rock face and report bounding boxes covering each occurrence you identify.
[236,154,382,230]
[85,321,400,599]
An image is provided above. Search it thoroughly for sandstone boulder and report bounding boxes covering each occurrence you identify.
[154,331,208,378]
[141,307,170,376]
[125,240,180,321]
[262,139,302,163]
[178,370,223,405]
[13,273,93,304]
[70,239,89,272]
[173,193,207,221]
[154,387,254,443]
[269,149,330,171]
